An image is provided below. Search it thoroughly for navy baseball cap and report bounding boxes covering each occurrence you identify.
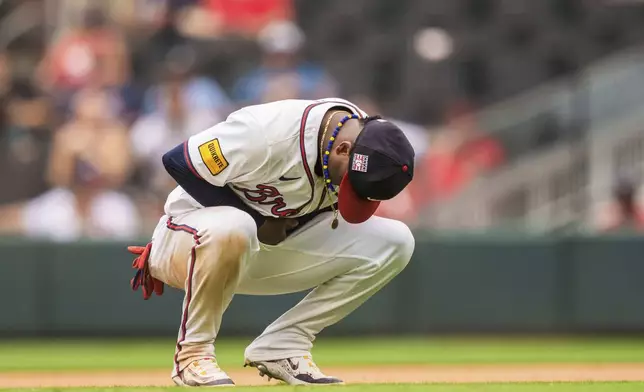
[338,117,415,224]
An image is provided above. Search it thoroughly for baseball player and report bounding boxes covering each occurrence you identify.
[129,97,415,386]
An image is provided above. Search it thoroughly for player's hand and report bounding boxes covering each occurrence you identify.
[258,218,299,245]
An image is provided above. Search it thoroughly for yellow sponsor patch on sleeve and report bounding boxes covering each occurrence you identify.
[198,138,229,176]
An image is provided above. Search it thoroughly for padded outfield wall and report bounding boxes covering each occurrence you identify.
[1,233,643,336]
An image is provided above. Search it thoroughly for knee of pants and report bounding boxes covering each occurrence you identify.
[197,207,259,261]
[373,220,415,273]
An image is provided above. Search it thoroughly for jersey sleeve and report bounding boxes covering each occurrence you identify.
[185,107,268,186]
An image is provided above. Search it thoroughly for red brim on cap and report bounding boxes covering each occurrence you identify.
[338,173,381,224]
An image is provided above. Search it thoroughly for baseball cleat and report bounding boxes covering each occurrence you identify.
[245,355,344,385]
[173,357,235,387]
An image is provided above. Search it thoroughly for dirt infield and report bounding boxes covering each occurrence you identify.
[3,364,644,387]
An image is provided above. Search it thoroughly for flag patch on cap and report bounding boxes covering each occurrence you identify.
[352,153,369,172]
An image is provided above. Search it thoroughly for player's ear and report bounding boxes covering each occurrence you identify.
[335,141,352,157]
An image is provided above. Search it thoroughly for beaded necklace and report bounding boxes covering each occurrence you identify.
[319,111,360,229]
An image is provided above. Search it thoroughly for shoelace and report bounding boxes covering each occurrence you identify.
[193,358,222,374]
[300,356,322,374]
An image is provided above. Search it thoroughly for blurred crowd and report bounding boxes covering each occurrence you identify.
[595,175,644,233]
[0,0,513,241]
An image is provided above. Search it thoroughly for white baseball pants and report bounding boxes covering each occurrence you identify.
[147,206,414,376]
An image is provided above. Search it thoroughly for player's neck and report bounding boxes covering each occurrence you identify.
[315,109,351,176]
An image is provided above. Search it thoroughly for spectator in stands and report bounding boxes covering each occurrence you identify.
[0,88,139,241]
[142,45,232,116]
[0,79,53,204]
[47,88,131,191]
[203,0,293,38]
[596,176,644,232]
[421,101,505,203]
[172,0,226,39]
[37,6,131,113]
[0,52,10,131]
[78,0,199,32]
[131,62,221,198]
[0,52,9,94]
[233,20,337,105]
[136,0,197,66]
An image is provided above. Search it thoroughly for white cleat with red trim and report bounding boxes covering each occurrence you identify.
[172,357,235,387]
[245,355,344,385]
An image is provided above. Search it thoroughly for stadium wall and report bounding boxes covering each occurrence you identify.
[1,234,643,336]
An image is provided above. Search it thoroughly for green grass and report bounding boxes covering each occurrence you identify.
[2,383,644,392]
[1,337,644,372]
[2,338,644,391]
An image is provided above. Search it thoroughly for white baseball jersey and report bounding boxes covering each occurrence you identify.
[138,99,415,376]
[164,98,367,218]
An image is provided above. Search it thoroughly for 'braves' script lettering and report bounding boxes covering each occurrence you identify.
[233,184,298,217]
